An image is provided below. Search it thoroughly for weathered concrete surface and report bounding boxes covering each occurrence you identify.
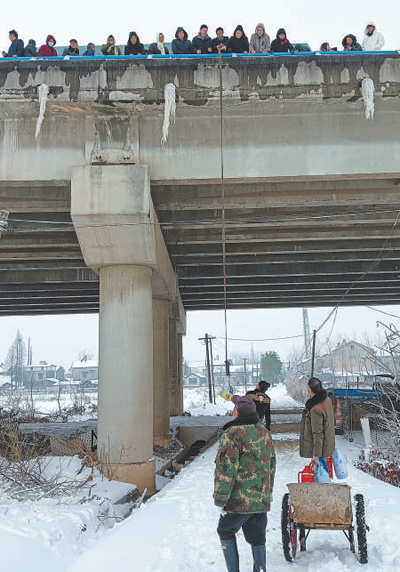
[1,55,400,311]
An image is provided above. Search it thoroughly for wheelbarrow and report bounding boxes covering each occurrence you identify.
[281,483,368,564]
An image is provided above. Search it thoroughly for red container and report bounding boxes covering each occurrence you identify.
[326,457,333,478]
[298,462,315,483]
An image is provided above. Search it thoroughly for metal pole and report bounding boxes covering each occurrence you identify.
[310,330,317,377]
[209,336,216,404]
[205,334,213,403]
[243,357,247,392]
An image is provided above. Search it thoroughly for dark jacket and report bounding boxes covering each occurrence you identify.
[5,38,25,57]
[299,389,335,458]
[37,35,57,57]
[171,28,192,54]
[214,413,276,513]
[62,46,80,56]
[24,40,37,58]
[212,35,230,53]
[342,34,362,51]
[270,28,294,53]
[147,42,169,55]
[227,25,249,53]
[246,388,271,430]
[192,33,213,54]
[125,32,145,55]
[83,48,95,57]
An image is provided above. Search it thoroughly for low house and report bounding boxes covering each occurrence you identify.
[22,362,64,389]
[71,360,98,383]
[183,373,207,387]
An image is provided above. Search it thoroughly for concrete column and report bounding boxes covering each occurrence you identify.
[169,316,180,416]
[177,333,184,414]
[71,164,158,495]
[153,298,170,445]
[98,264,154,492]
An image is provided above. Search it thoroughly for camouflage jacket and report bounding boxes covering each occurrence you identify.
[214,413,276,513]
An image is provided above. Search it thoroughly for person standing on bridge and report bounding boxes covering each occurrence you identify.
[300,377,335,464]
[2,30,24,58]
[212,27,230,53]
[172,27,193,54]
[249,23,271,55]
[148,33,170,55]
[214,395,275,572]
[36,35,57,57]
[192,25,213,54]
[101,35,121,56]
[342,34,362,51]
[62,39,80,57]
[362,22,385,51]
[270,28,294,53]
[227,25,249,54]
[125,32,145,56]
[246,380,271,430]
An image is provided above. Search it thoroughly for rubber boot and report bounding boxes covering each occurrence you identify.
[252,545,266,572]
[220,538,240,572]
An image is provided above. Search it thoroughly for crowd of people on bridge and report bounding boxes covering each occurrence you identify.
[1,21,386,58]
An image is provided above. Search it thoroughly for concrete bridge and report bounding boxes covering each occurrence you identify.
[1,52,400,491]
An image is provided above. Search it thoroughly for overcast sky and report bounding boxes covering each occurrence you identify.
[0,1,399,370]
[1,0,399,50]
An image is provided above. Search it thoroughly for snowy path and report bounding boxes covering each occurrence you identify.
[68,436,400,572]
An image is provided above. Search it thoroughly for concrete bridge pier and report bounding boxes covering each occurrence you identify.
[169,305,184,416]
[71,164,159,494]
[153,298,170,445]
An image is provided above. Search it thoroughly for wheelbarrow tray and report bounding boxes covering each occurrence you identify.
[287,483,352,528]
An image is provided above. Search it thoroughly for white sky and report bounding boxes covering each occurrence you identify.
[0,1,399,369]
[1,0,399,50]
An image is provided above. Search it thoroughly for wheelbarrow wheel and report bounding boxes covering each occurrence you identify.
[281,493,297,562]
[354,494,368,564]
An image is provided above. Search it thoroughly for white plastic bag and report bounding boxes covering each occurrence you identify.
[332,448,348,479]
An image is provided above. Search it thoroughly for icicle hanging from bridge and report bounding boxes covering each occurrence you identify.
[161,83,176,146]
[361,78,375,121]
[35,84,50,139]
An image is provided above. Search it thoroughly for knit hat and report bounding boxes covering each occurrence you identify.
[231,395,256,414]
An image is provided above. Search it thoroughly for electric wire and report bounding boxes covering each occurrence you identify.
[6,207,400,231]
[365,306,400,320]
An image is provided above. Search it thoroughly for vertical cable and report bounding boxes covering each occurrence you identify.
[218,49,230,377]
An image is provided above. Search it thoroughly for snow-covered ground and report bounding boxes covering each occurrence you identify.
[67,436,400,572]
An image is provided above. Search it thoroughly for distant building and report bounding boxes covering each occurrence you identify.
[71,360,98,383]
[22,362,65,389]
[183,373,207,387]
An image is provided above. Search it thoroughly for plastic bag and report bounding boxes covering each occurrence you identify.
[314,459,331,483]
[332,448,348,480]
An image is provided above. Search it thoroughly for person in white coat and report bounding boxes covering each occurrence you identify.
[362,22,385,51]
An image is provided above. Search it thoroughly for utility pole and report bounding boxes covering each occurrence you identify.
[198,334,216,403]
[209,336,216,403]
[310,330,317,377]
[302,308,311,359]
[243,357,248,391]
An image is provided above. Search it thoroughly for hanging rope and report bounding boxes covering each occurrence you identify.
[218,49,230,378]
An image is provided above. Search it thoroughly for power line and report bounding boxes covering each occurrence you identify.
[365,306,400,320]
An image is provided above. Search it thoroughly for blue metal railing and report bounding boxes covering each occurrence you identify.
[0,50,399,62]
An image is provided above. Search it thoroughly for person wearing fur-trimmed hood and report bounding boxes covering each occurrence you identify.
[342,33,362,51]
[250,23,271,54]
[362,21,385,51]
[300,377,335,462]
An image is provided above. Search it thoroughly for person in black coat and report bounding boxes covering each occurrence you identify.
[24,39,37,57]
[148,33,169,55]
[125,32,145,56]
[62,39,80,57]
[270,28,294,53]
[192,24,213,54]
[212,27,230,53]
[342,34,362,51]
[227,25,249,54]
[246,380,271,430]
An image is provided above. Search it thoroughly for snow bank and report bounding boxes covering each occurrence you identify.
[68,436,400,572]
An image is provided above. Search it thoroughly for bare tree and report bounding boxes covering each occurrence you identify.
[4,331,27,389]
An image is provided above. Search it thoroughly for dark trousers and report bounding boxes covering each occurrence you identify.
[217,512,267,572]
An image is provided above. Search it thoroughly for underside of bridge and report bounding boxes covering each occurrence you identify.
[1,172,400,315]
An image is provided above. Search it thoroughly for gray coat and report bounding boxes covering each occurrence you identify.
[249,24,271,54]
[299,390,335,458]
